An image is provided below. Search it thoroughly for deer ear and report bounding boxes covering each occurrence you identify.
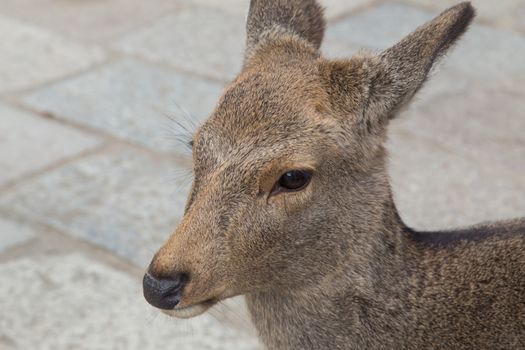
[324,2,475,133]
[244,0,325,61]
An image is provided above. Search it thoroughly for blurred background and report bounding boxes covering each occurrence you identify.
[0,0,524,349]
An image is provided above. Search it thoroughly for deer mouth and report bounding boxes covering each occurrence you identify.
[161,298,217,319]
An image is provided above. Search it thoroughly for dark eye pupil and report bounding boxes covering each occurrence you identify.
[279,170,310,190]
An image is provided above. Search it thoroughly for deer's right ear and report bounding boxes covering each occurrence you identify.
[321,2,475,135]
[244,0,326,61]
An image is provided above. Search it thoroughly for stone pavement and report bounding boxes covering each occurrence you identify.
[1,1,524,349]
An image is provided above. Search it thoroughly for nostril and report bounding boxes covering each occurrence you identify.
[142,272,189,310]
[177,273,189,289]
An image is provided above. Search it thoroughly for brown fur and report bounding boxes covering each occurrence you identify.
[146,1,525,348]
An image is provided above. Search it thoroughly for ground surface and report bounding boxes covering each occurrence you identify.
[1,0,524,349]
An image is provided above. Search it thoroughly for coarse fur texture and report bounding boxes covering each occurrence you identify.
[145,1,525,349]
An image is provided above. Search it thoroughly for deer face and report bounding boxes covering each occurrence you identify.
[143,1,474,318]
[145,58,358,318]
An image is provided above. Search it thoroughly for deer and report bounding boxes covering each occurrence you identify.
[142,1,525,348]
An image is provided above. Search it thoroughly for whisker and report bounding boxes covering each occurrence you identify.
[156,101,200,155]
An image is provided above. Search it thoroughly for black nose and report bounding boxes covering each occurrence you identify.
[143,273,188,310]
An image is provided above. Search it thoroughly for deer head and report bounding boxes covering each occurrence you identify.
[143,0,475,318]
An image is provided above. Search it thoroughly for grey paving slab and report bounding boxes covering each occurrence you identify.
[0,15,104,93]
[192,0,374,20]
[508,2,525,32]
[0,0,186,44]
[0,216,36,253]
[0,254,260,350]
[23,59,223,154]
[0,104,102,186]
[412,69,471,103]
[321,40,360,59]
[387,127,525,231]
[0,147,192,267]
[325,3,434,50]
[190,0,249,15]
[402,0,523,24]
[321,0,376,20]
[397,83,525,176]
[116,6,246,82]
[444,24,525,81]
[116,0,376,78]
[325,3,525,82]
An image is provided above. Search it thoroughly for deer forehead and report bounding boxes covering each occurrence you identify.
[193,117,334,179]
[193,70,340,172]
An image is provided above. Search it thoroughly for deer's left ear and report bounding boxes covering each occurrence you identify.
[322,2,475,132]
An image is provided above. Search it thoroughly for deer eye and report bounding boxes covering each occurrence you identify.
[272,170,312,195]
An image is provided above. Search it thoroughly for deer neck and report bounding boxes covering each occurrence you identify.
[245,193,416,349]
